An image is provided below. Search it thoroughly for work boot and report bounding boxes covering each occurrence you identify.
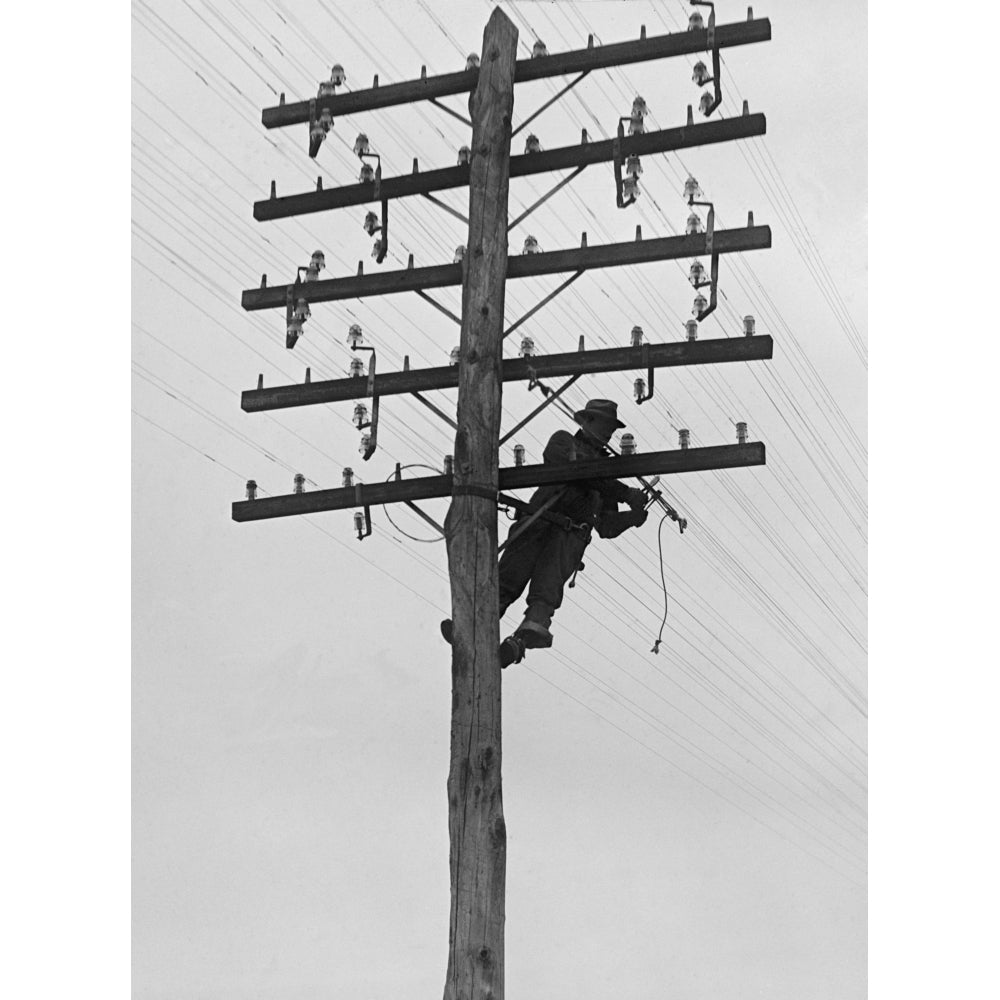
[442,619,525,669]
[514,619,553,649]
[499,635,526,669]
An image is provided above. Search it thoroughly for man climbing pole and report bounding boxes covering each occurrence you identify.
[441,398,649,667]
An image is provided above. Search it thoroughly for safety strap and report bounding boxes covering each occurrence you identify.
[451,483,497,501]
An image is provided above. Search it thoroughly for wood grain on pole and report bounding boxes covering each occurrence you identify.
[443,10,516,1000]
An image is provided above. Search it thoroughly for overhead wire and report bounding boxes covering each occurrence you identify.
[131,0,868,860]
[132,406,866,881]
[524,5,868,600]
[135,76,868,796]
[137,160,872,808]
[652,2,867,367]
[539,0,867,498]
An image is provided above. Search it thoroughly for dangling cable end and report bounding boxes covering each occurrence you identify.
[651,640,661,655]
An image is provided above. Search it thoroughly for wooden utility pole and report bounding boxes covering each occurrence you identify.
[442,9,516,1000]
[234,8,776,993]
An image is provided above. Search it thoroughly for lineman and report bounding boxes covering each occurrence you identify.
[441,398,648,667]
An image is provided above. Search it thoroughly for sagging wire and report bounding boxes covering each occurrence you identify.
[382,462,452,543]
[650,511,672,654]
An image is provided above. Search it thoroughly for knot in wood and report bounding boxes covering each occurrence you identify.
[489,816,506,848]
[488,45,499,60]
[478,946,494,967]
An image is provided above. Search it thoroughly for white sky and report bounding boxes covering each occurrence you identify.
[128,2,871,997]
[5,0,997,996]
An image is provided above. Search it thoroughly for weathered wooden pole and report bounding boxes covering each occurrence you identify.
[442,8,517,1000]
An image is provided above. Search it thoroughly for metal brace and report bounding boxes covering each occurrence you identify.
[635,342,655,405]
[691,1,722,116]
[358,153,387,262]
[353,345,379,460]
[697,251,720,322]
[689,199,720,322]
[613,118,636,209]
[356,509,373,541]
[308,97,330,159]
[363,196,389,265]
[285,275,305,349]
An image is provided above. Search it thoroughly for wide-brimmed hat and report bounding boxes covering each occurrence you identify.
[573,398,626,429]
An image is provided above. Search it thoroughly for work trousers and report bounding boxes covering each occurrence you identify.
[497,519,592,627]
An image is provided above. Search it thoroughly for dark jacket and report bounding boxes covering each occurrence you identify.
[527,429,636,539]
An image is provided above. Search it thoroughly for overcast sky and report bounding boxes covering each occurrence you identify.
[131,2,868,997]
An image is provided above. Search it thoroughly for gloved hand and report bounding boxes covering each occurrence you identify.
[628,508,648,528]
[625,487,647,511]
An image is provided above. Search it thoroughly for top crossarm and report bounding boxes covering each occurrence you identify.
[261,17,771,129]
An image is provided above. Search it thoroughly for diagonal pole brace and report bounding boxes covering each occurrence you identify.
[526,370,578,421]
[410,390,458,429]
[503,270,584,340]
[420,191,470,225]
[508,164,587,231]
[415,288,463,325]
[429,96,473,127]
[511,71,590,138]
[403,500,446,536]
[394,463,446,536]
[500,373,581,444]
